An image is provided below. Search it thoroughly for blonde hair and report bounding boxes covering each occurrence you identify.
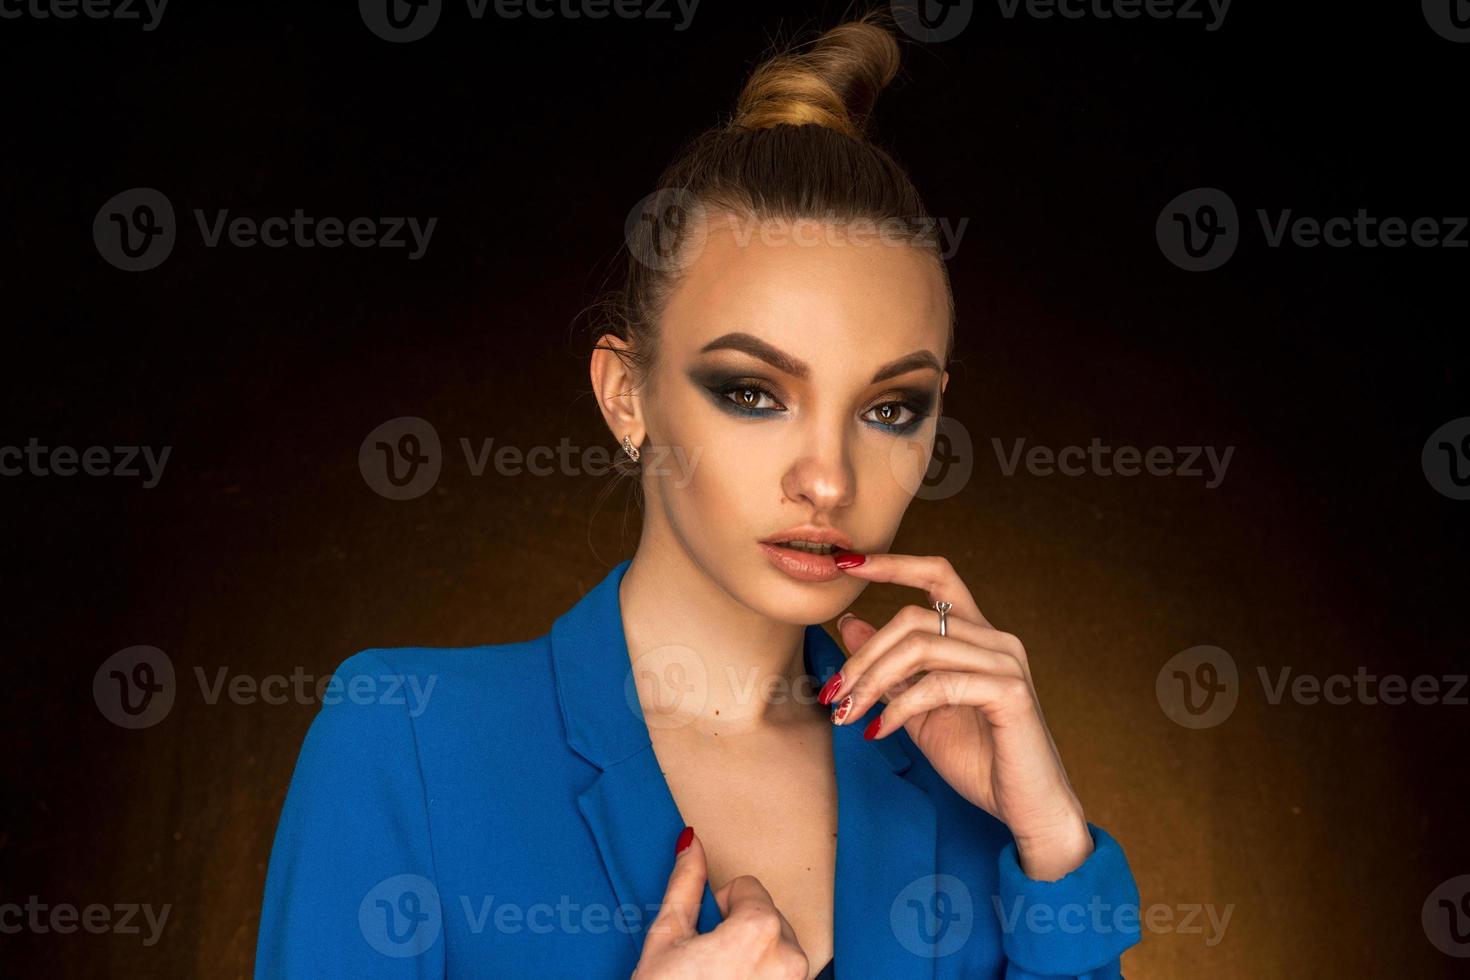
[594,9,953,381]
[732,15,902,138]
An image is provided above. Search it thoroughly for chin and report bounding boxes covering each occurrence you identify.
[744,563,860,626]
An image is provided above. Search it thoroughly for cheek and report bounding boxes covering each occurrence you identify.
[875,422,938,501]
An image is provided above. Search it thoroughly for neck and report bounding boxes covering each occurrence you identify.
[618,519,819,735]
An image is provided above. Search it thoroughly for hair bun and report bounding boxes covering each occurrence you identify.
[730,14,902,140]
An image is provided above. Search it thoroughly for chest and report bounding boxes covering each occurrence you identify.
[650,722,838,973]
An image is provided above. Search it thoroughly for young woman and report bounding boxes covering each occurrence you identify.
[255,13,1141,979]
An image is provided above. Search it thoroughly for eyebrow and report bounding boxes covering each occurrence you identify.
[698,332,943,384]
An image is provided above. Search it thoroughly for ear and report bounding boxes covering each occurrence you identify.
[590,332,645,448]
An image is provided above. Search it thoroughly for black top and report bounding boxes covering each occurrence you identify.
[815,956,834,979]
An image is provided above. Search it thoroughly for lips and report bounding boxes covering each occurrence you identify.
[759,526,854,551]
[758,526,855,583]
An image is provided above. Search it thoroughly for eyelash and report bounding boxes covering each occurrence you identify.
[709,379,932,435]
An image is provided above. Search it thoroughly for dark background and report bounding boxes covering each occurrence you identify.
[3,1,1467,976]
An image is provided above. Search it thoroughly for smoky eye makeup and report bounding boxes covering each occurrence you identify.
[688,366,789,417]
[688,362,938,435]
[863,386,937,434]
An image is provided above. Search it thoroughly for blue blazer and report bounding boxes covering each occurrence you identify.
[256,559,1141,978]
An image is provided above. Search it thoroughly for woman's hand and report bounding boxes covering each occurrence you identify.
[632,827,812,980]
[822,552,1094,881]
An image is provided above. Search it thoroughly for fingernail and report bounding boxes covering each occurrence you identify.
[836,612,856,630]
[818,671,843,705]
[675,826,694,855]
[831,694,853,724]
[863,716,882,740]
[834,552,866,569]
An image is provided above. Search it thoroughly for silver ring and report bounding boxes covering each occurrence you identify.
[934,600,953,637]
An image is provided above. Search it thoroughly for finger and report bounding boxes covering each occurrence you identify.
[644,827,707,951]
[713,872,773,918]
[867,669,1041,738]
[831,631,1026,726]
[835,612,878,655]
[715,875,802,950]
[825,604,1029,707]
[835,553,988,626]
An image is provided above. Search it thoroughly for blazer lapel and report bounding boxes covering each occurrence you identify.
[807,623,940,979]
[552,560,939,977]
[552,560,725,958]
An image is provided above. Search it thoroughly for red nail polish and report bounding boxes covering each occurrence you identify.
[831,694,854,725]
[834,552,866,569]
[863,716,882,740]
[818,672,843,705]
[675,826,694,854]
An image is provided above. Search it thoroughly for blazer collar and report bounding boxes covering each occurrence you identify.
[551,560,942,976]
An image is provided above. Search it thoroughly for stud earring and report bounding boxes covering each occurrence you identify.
[621,434,641,462]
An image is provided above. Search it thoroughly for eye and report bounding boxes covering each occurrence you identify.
[862,396,932,435]
[710,380,787,416]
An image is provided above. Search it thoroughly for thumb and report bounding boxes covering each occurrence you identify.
[644,826,706,952]
[837,612,878,654]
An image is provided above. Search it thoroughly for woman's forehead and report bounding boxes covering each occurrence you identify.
[661,217,949,360]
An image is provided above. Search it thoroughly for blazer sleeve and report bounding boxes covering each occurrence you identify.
[254,650,446,979]
[995,824,1142,979]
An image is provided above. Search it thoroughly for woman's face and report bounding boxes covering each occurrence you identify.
[638,213,951,626]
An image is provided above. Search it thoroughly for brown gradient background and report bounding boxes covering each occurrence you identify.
[2,2,1467,977]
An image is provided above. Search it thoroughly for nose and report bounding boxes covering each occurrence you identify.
[780,426,856,513]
